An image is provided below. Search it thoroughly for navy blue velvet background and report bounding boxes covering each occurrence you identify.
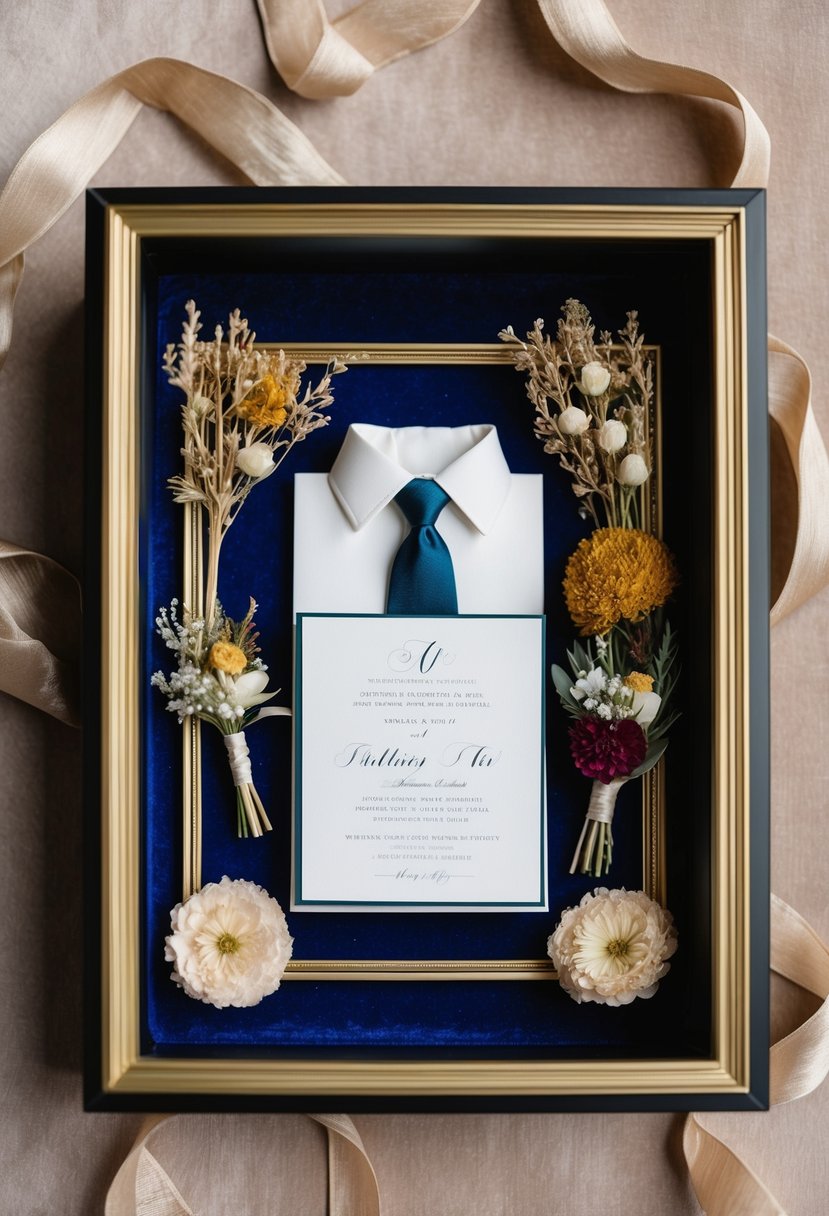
[141,239,710,1055]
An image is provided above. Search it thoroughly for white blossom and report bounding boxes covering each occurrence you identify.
[571,667,607,701]
[558,406,590,436]
[165,876,293,1008]
[631,690,662,726]
[596,419,627,454]
[617,453,650,486]
[548,888,677,1006]
[236,442,276,479]
[578,361,611,396]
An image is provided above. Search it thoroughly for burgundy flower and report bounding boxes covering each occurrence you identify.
[568,717,646,784]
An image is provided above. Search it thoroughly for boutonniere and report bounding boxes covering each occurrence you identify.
[152,300,348,836]
[500,300,679,876]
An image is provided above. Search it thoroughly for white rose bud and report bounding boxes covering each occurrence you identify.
[578,361,611,396]
[236,443,275,479]
[631,690,662,726]
[558,406,590,436]
[617,453,650,486]
[597,419,627,454]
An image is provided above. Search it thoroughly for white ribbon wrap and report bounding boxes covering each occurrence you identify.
[222,731,253,788]
[569,775,628,874]
[585,775,627,823]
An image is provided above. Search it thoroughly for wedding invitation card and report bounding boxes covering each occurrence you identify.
[292,614,547,911]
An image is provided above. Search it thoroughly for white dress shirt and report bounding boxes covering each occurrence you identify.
[293,423,544,615]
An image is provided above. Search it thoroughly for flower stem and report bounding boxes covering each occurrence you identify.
[204,519,224,634]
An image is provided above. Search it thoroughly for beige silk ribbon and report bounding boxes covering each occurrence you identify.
[255,0,480,99]
[0,2,828,1214]
[105,1113,380,1216]
[0,540,81,726]
[533,0,770,188]
[683,895,829,1216]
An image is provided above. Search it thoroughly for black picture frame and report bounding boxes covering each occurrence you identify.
[84,186,769,1112]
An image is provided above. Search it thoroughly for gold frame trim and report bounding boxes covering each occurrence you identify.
[180,340,663,977]
[99,201,751,1098]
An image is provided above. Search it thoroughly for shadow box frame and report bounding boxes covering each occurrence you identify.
[83,186,769,1113]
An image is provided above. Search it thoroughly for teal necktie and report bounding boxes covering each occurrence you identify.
[386,478,459,614]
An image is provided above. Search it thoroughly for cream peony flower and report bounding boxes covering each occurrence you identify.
[558,405,590,436]
[236,442,276,479]
[578,361,611,396]
[165,876,293,1008]
[547,888,676,1006]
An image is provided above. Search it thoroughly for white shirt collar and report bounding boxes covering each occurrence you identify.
[328,424,512,534]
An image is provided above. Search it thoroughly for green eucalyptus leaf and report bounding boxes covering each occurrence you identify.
[552,664,582,711]
[630,737,669,778]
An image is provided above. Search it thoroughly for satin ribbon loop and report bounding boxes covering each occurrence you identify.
[0,541,80,725]
[0,58,344,375]
[767,336,829,626]
[256,0,480,99]
[682,895,829,1215]
[105,1114,379,1216]
[534,0,771,188]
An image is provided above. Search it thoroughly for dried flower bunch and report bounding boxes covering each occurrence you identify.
[153,301,347,837]
[499,298,653,529]
[151,598,286,836]
[163,299,347,629]
[502,299,679,877]
[548,887,677,1006]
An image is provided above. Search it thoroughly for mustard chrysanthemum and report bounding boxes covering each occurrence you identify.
[208,640,248,675]
[624,671,654,693]
[563,527,678,636]
[235,370,298,429]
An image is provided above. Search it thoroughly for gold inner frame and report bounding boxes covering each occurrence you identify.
[183,341,662,980]
[100,201,750,1097]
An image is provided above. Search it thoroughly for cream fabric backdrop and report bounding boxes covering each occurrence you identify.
[1,1,827,1212]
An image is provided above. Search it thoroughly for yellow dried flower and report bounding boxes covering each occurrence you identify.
[563,528,678,636]
[236,370,299,429]
[625,671,654,693]
[208,641,248,674]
